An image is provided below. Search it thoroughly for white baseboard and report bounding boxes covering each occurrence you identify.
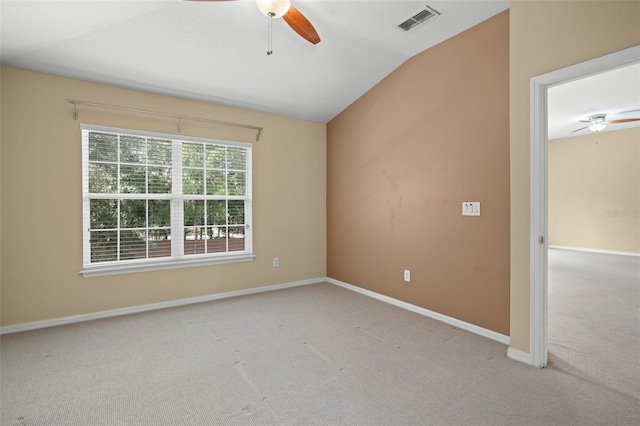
[1,277,513,351]
[549,245,640,257]
[326,277,510,346]
[507,347,531,365]
[0,278,324,335]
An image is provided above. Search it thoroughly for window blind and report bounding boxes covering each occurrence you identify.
[81,124,252,275]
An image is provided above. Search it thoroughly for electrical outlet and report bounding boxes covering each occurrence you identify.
[404,269,411,282]
[273,257,279,267]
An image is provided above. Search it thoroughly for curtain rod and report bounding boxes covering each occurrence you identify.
[66,99,263,142]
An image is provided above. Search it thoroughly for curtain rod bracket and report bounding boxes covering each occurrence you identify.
[66,99,263,141]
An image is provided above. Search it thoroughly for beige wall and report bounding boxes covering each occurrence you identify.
[0,67,326,327]
[327,12,510,335]
[0,66,3,312]
[510,0,640,352]
[549,128,640,253]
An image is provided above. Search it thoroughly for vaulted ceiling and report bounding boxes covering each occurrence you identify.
[3,1,637,137]
[1,0,508,123]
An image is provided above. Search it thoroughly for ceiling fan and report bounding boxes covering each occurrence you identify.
[190,0,320,53]
[572,110,640,133]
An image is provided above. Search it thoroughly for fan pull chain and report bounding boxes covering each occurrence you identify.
[267,13,274,55]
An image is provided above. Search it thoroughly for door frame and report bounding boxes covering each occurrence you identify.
[529,45,640,368]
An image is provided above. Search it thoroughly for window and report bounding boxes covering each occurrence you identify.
[81,124,253,277]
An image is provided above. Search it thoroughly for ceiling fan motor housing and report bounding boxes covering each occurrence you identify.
[589,114,607,123]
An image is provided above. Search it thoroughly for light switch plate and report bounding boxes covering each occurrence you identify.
[462,202,480,216]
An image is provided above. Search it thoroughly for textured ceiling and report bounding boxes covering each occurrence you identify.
[1,0,509,123]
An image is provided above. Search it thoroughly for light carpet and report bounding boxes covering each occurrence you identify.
[1,282,639,425]
[548,248,640,400]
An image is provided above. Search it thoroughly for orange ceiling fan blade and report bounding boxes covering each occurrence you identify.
[609,118,640,124]
[571,126,590,133]
[283,5,321,45]
[186,0,321,46]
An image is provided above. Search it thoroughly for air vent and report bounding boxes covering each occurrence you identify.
[398,6,440,31]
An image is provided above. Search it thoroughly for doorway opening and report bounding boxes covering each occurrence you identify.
[529,45,640,369]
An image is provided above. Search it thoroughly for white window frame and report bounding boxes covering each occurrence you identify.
[80,124,254,277]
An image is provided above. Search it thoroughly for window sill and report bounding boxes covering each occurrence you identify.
[80,253,256,278]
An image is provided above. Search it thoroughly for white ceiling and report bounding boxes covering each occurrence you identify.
[1,0,509,123]
[3,0,637,134]
[548,63,640,140]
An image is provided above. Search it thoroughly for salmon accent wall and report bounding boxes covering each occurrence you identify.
[327,12,510,335]
[549,128,640,254]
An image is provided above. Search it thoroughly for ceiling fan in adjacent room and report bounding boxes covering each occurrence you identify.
[572,110,640,133]
[190,0,320,54]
